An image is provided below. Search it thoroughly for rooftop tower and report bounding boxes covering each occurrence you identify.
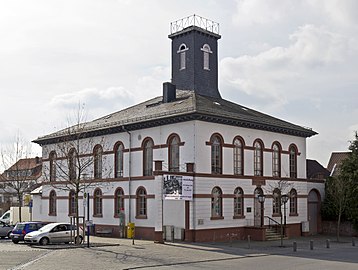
[169,15,221,98]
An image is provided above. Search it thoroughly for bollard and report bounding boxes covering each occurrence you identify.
[293,241,297,252]
[171,227,175,243]
[326,239,330,249]
[310,240,314,250]
[248,235,251,249]
[352,238,356,247]
[229,234,233,247]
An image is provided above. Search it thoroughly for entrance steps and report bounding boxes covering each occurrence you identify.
[265,227,286,241]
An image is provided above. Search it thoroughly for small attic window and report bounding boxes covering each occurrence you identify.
[241,107,248,111]
[177,43,188,70]
[213,102,221,106]
[201,44,212,70]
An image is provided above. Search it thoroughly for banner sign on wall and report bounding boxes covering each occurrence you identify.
[163,175,193,200]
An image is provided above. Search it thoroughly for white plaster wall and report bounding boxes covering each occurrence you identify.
[193,121,307,177]
[37,119,316,232]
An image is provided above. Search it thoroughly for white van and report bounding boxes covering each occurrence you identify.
[0,210,10,224]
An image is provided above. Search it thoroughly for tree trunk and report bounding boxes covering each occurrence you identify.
[337,212,341,242]
[18,194,22,222]
[75,191,80,244]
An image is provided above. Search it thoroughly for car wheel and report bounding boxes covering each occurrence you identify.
[39,237,49,245]
[12,240,19,244]
[0,236,5,239]
[75,236,83,244]
[7,232,11,239]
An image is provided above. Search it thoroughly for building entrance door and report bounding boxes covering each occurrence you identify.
[308,190,320,235]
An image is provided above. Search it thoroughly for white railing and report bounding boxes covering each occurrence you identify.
[170,14,219,35]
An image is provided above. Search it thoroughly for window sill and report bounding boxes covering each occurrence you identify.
[136,215,147,219]
[233,215,245,219]
[289,213,298,216]
[210,216,224,220]
[48,213,57,216]
[272,214,281,217]
[93,214,103,218]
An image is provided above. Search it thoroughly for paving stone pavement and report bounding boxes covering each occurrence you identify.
[5,235,358,270]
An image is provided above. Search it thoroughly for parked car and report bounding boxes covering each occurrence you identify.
[0,221,14,239]
[24,223,83,245]
[10,221,47,244]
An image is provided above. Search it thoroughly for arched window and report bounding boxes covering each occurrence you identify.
[69,190,76,216]
[177,44,188,70]
[49,151,57,182]
[49,190,56,216]
[233,137,244,175]
[114,188,125,217]
[211,135,222,174]
[234,187,244,217]
[68,148,77,181]
[93,188,103,217]
[136,187,147,218]
[289,145,297,178]
[272,188,281,216]
[254,140,263,176]
[114,142,124,178]
[143,138,153,176]
[290,189,298,215]
[168,135,180,172]
[201,44,212,70]
[93,145,103,179]
[211,187,223,218]
[272,142,281,177]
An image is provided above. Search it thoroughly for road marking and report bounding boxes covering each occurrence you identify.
[10,250,53,270]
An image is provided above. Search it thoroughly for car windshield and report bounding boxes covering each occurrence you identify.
[15,223,26,230]
[38,223,59,232]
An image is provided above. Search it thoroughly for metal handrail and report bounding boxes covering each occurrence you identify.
[264,216,280,232]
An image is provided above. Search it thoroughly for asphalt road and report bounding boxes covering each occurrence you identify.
[0,236,357,270]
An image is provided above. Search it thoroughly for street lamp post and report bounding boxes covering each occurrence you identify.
[258,194,265,227]
[280,194,289,247]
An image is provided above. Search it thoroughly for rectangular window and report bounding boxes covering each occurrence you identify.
[180,52,186,70]
[234,146,243,175]
[203,51,209,70]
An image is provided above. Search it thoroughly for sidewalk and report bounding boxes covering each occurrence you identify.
[22,234,358,270]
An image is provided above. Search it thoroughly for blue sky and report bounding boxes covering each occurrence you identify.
[1,0,357,170]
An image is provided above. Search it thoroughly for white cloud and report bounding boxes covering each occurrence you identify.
[233,0,296,25]
[220,24,352,108]
[308,0,358,26]
[50,87,134,108]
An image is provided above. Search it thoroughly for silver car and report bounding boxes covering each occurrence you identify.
[0,221,14,238]
[24,222,83,245]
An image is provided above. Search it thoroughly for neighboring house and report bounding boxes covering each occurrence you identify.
[307,159,330,180]
[326,152,350,177]
[0,157,42,215]
[32,15,324,241]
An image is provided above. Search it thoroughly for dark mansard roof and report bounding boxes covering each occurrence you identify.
[33,90,316,145]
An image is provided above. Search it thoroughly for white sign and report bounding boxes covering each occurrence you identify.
[85,220,93,227]
[163,175,193,201]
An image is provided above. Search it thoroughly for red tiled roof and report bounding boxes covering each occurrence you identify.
[1,157,42,181]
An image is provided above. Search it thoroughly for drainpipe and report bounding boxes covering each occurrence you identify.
[125,128,132,223]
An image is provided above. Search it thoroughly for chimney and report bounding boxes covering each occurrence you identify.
[163,82,176,103]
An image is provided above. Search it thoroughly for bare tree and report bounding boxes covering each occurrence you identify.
[265,179,294,246]
[322,176,350,242]
[0,133,38,222]
[40,104,110,244]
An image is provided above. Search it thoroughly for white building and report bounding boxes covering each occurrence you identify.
[33,15,324,242]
